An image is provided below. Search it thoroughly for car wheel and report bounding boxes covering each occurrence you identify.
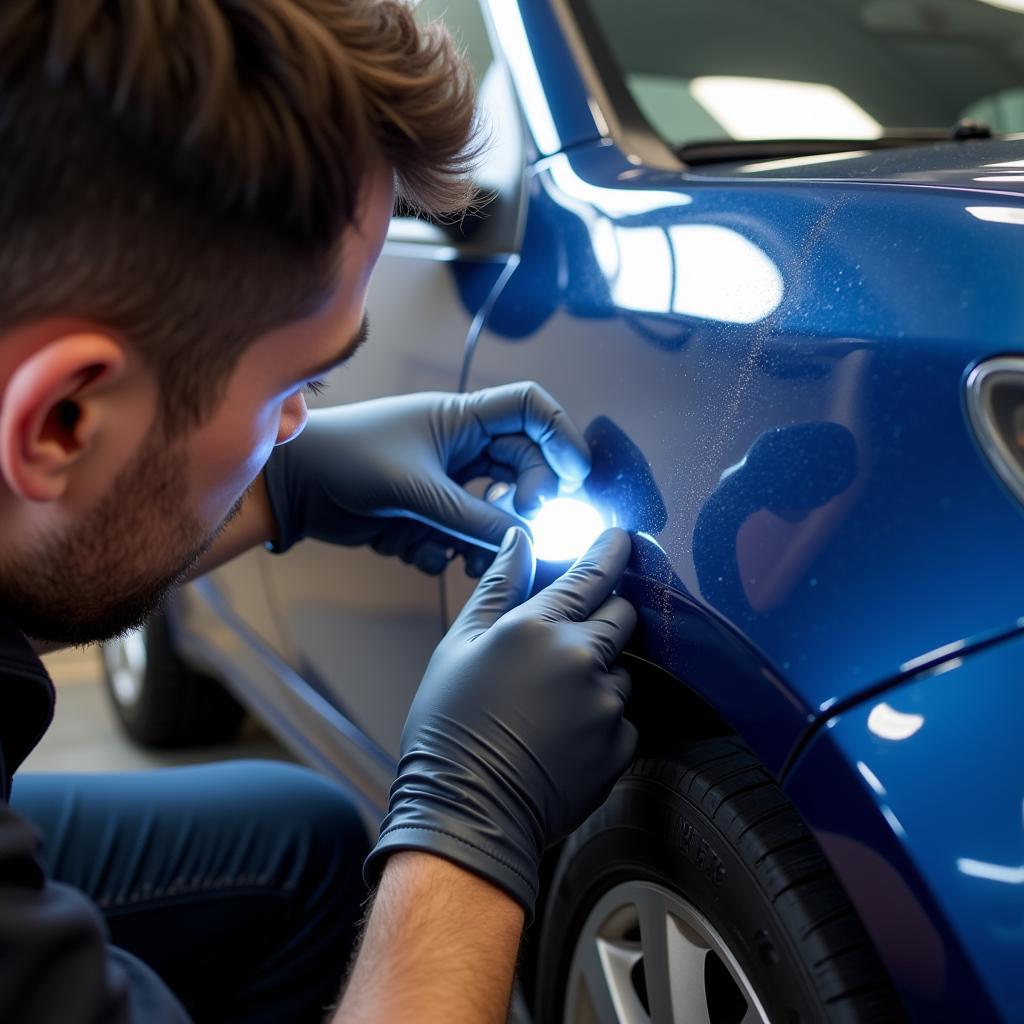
[100,610,244,748]
[534,737,903,1024]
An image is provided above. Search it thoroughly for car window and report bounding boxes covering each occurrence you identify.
[582,0,1024,150]
[416,0,494,92]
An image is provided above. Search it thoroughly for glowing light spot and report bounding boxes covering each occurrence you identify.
[867,702,925,741]
[529,498,605,563]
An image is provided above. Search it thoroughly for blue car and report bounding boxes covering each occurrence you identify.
[101,1,1024,1020]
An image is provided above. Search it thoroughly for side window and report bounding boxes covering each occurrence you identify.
[387,0,524,255]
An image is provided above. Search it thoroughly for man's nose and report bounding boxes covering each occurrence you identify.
[275,392,309,446]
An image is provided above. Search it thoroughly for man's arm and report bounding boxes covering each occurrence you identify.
[335,853,523,1024]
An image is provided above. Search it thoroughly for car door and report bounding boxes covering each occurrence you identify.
[257,0,525,766]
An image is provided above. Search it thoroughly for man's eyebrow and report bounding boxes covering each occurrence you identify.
[299,314,370,381]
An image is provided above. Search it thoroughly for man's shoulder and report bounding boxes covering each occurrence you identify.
[0,619,54,795]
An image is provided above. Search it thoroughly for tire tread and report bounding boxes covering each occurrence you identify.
[625,737,904,1022]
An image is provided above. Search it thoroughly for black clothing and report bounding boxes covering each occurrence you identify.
[0,622,369,1022]
[0,619,189,1021]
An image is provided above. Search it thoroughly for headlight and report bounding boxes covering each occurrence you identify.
[966,356,1024,503]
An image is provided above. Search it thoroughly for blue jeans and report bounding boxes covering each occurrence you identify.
[10,760,370,1023]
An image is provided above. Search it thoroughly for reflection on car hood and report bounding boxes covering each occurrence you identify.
[695,137,1024,195]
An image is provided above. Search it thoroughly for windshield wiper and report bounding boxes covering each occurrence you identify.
[676,121,995,166]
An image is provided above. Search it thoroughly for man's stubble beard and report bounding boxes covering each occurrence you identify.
[0,425,250,645]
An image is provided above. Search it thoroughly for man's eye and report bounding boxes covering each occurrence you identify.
[304,378,330,397]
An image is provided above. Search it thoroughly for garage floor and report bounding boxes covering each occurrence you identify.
[22,644,289,774]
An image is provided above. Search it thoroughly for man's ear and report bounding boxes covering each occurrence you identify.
[0,334,128,502]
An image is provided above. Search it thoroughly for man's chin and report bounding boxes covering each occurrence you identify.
[14,550,208,648]
[18,590,170,648]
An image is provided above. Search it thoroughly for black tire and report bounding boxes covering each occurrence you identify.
[534,737,904,1024]
[100,610,244,748]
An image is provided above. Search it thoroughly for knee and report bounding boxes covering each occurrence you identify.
[250,762,370,885]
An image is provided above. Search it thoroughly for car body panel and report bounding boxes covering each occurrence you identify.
[783,630,1024,1022]
[721,135,1024,191]
[463,137,1024,776]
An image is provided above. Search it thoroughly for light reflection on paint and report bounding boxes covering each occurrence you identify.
[867,702,925,741]
[737,151,870,173]
[899,638,967,674]
[483,1,560,154]
[600,223,784,323]
[546,153,692,218]
[670,225,783,323]
[957,858,1024,884]
[966,206,1024,225]
[856,760,887,797]
[542,147,782,326]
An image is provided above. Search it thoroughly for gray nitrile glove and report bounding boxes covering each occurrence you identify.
[364,527,638,919]
[262,382,591,575]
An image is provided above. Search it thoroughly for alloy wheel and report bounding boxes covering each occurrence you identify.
[101,629,148,708]
[563,880,770,1024]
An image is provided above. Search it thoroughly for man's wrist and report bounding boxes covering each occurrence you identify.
[380,851,525,927]
[335,851,524,1023]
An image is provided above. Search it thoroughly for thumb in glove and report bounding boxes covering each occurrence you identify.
[365,527,638,918]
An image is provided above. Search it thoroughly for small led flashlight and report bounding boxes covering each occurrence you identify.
[527,496,606,562]
[486,482,607,563]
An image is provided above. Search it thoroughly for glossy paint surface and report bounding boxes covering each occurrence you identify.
[465,134,1024,766]
[784,633,1024,1022]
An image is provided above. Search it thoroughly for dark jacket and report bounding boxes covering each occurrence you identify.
[0,619,188,1022]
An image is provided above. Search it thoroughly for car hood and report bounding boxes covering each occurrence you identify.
[694,136,1024,195]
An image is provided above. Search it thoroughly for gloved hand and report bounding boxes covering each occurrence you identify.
[364,527,637,919]
[262,382,591,575]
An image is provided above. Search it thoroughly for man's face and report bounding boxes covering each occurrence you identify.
[0,169,395,644]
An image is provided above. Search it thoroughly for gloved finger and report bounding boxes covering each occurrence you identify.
[487,436,558,516]
[452,527,536,636]
[450,454,490,486]
[577,597,638,668]
[612,717,639,775]
[418,475,533,550]
[601,665,634,706]
[524,528,632,623]
[411,540,452,575]
[463,382,591,488]
[464,546,495,578]
[371,521,431,560]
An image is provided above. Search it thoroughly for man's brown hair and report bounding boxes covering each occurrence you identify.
[0,0,478,431]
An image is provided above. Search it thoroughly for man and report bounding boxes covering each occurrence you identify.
[0,2,638,1021]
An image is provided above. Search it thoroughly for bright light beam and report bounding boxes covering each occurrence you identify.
[528,498,606,563]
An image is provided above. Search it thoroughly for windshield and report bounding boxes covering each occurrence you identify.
[582,0,1024,151]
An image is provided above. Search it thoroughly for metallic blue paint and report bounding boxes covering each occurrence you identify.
[482,0,599,158]
[784,633,1024,1022]
[457,2,1024,1016]
[467,139,1024,730]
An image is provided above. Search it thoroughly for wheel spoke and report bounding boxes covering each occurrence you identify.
[636,885,712,1024]
[564,880,770,1024]
[568,932,640,1024]
[738,1003,764,1024]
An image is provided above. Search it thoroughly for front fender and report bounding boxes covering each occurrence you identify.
[783,630,1024,1022]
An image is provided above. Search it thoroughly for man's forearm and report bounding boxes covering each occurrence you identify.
[334,852,524,1024]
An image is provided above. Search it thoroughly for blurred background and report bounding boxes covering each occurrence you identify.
[23,646,289,774]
